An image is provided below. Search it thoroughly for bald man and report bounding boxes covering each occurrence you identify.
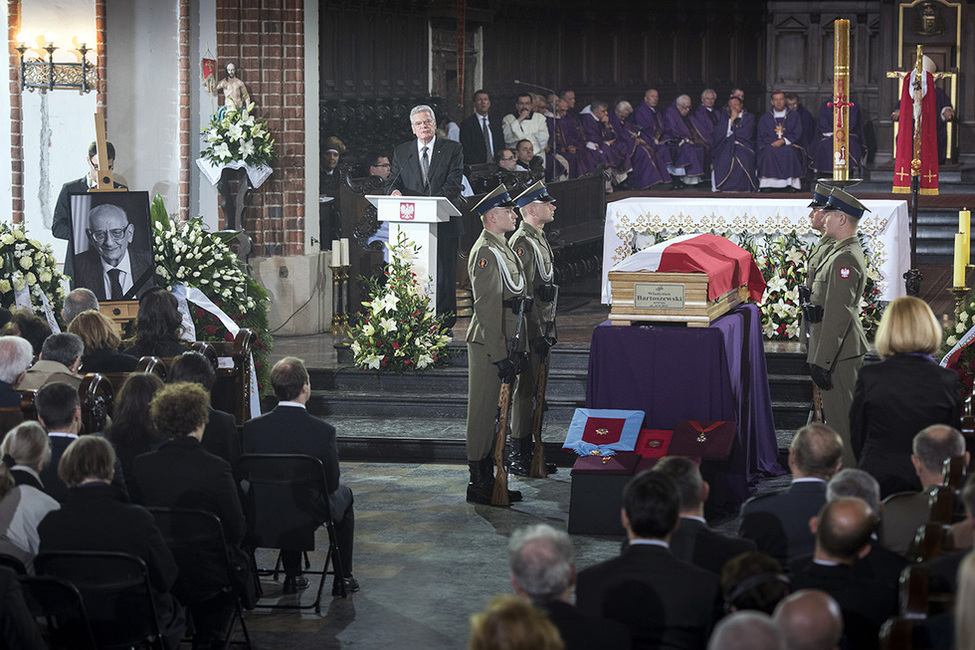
[773,589,843,650]
[73,203,154,300]
[707,611,784,650]
[790,498,896,650]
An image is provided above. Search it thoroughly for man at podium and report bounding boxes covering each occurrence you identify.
[387,104,465,332]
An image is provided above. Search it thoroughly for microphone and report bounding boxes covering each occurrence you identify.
[514,80,557,95]
[384,164,403,196]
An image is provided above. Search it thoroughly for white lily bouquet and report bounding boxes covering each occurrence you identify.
[200,102,274,167]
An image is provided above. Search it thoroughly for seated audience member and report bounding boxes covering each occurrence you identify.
[610,101,670,189]
[502,93,549,158]
[61,287,99,327]
[740,424,843,564]
[34,382,127,503]
[662,94,708,188]
[468,594,564,650]
[514,139,545,181]
[69,309,138,373]
[580,101,629,180]
[2,312,51,359]
[123,289,190,359]
[955,554,975,650]
[460,89,505,166]
[576,471,720,649]
[243,356,357,597]
[0,421,59,571]
[881,424,966,557]
[495,148,519,172]
[104,373,166,491]
[651,456,755,575]
[168,352,240,467]
[0,336,32,408]
[809,98,866,176]
[707,611,784,650]
[785,93,817,151]
[923,473,975,594]
[720,551,791,614]
[690,88,720,157]
[789,498,895,650]
[757,90,806,192]
[367,152,391,181]
[508,524,631,650]
[133,382,245,650]
[37,436,185,649]
[16,333,84,391]
[824,469,907,587]
[0,565,46,646]
[712,95,758,192]
[851,296,961,497]
[773,589,844,650]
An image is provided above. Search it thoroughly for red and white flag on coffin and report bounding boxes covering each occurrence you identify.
[893,69,938,196]
[610,233,766,302]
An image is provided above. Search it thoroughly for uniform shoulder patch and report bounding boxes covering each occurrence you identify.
[515,246,526,257]
[839,267,851,279]
[477,257,489,269]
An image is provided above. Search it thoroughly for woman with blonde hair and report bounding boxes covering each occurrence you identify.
[0,421,59,571]
[468,594,564,650]
[68,309,138,373]
[850,296,961,496]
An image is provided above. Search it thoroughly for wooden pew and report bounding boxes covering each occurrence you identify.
[913,523,952,563]
[14,373,114,435]
[208,329,256,426]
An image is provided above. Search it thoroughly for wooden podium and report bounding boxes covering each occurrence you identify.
[365,195,461,309]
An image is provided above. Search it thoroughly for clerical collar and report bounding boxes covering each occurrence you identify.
[773,109,787,118]
[792,477,826,485]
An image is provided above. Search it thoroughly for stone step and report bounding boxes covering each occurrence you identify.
[768,374,812,402]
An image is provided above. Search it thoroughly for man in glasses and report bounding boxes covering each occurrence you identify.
[52,141,127,280]
[73,203,154,301]
[387,104,465,333]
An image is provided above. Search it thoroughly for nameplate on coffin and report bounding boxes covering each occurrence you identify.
[633,282,685,310]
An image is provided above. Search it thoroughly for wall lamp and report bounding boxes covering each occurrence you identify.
[16,34,96,93]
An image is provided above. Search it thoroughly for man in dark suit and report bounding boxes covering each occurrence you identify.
[168,351,241,468]
[740,423,843,565]
[789,498,897,650]
[0,336,32,407]
[52,141,127,280]
[72,203,154,301]
[651,456,755,575]
[773,590,844,650]
[242,357,357,597]
[576,471,720,649]
[460,89,505,165]
[881,425,967,557]
[924,473,975,594]
[34,381,129,503]
[386,104,465,331]
[508,524,631,650]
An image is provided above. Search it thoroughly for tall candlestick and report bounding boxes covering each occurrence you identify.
[832,19,851,182]
[954,233,966,288]
[962,208,971,267]
[340,238,350,266]
[331,239,340,266]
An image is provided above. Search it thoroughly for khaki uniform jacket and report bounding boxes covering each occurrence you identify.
[805,235,835,289]
[466,230,528,360]
[806,235,867,370]
[509,221,555,341]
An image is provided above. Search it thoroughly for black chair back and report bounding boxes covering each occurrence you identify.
[19,575,98,650]
[236,453,332,551]
[0,552,27,575]
[34,550,162,650]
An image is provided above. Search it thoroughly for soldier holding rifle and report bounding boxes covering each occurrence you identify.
[465,185,531,505]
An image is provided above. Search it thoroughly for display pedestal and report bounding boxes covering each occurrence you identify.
[366,195,460,308]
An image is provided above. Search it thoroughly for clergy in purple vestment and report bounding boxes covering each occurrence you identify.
[690,88,720,174]
[809,98,867,176]
[544,113,570,181]
[757,90,806,191]
[712,95,757,192]
[581,101,628,172]
[662,95,707,186]
[550,97,599,178]
[612,101,669,189]
[786,93,817,149]
[632,88,672,166]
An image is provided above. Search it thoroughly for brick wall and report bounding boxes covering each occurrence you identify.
[217,0,306,257]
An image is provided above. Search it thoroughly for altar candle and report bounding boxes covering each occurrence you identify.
[340,238,350,266]
[955,233,967,288]
[331,239,341,266]
[962,208,972,266]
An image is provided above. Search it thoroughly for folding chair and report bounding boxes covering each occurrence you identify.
[236,453,345,614]
[148,507,252,649]
[19,575,98,650]
[34,550,164,650]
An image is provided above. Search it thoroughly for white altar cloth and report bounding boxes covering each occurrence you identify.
[601,197,909,304]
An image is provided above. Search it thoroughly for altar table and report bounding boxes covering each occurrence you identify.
[586,303,783,515]
[601,197,910,304]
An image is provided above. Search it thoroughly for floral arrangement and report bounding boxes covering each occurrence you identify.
[349,231,451,372]
[200,103,275,167]
[0,222,67,324]
[941,300,975,395]
[149,195,273,393]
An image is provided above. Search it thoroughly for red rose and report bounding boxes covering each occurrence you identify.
[194,308,206,318]
[205,325,217,335]
[392,342,399,349]
[224,332,234,342]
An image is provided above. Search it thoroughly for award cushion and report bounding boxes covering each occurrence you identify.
[635,429,673,458]
[562,408,644,456]
[670,420,737,460]
[570,451,642,476]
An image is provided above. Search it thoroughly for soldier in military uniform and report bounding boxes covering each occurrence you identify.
[509,181,559,476]
[800,183,835,343]
[466,185,530,505]
[805,187,869,468]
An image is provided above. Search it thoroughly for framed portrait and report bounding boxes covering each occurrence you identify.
[69,190,156,301]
